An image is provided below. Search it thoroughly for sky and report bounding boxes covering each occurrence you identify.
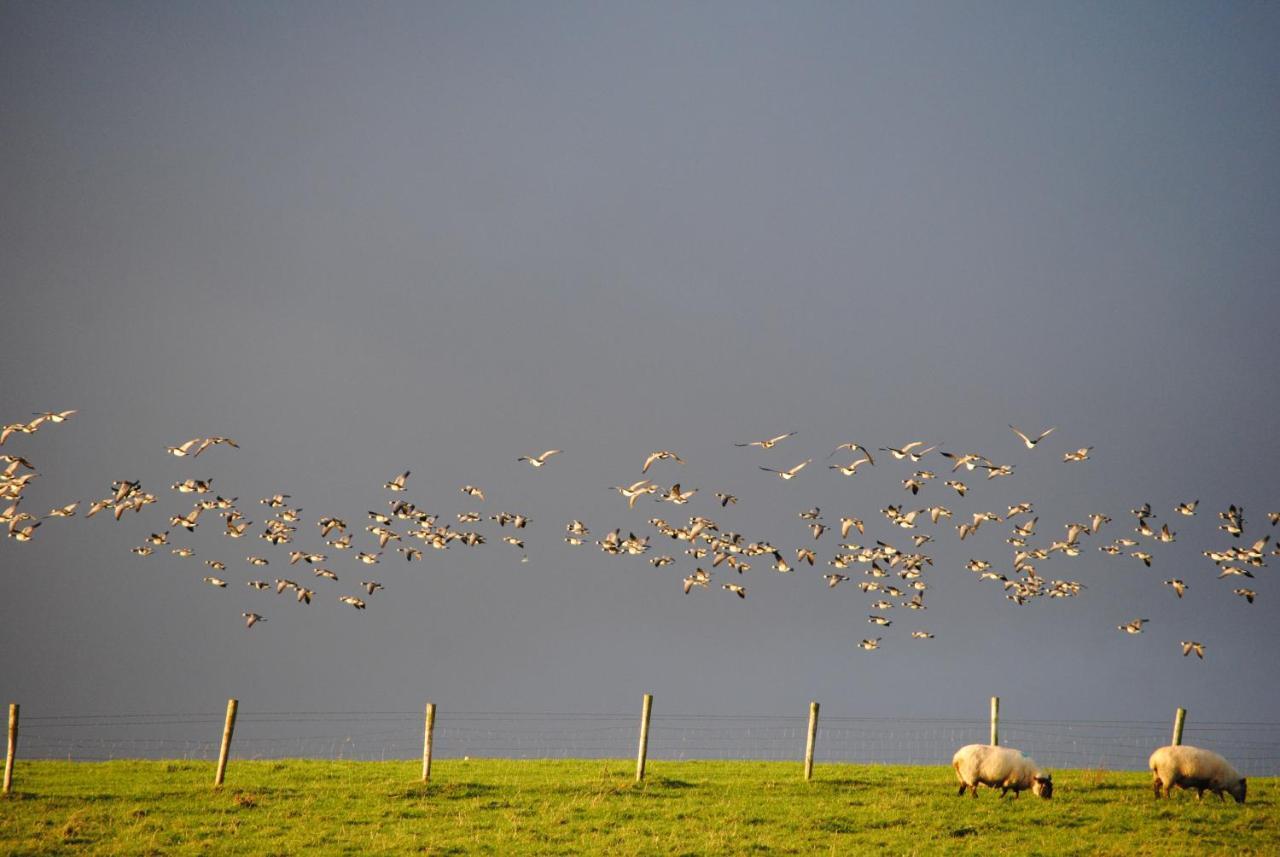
[2,1,1279,741]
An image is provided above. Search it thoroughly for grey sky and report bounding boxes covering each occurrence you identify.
[2,1,1279,733]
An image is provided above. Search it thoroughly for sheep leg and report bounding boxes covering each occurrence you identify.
[957,783,968,797]
[1152,777,1163,799]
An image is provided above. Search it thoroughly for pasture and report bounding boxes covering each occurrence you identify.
[1,759,1275,855]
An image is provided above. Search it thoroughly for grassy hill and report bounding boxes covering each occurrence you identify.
[2,759,1275,855]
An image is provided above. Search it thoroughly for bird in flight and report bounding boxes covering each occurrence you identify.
[242,612,265,628]
[734,432,796,449]
[858,638,881,651]
[642,451,684,473]
[881,442,936,462]
[1180,640,1205,659]
[385,471,410,492]
[759,460,810,480]
[1118,618,1149,634]
[828,442,874,464]
[1163,579,1188,598]
[1009,425,1055,450]
[1062,447,1092,463]
[518,450,562,468]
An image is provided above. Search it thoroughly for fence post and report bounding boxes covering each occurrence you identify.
[214,698,237,788]
[422,702,436,783]
[990,696,999,746]
[804,700,820,781]
[3,703,16,796]
[1172,707,1186,746]
[635,693,653,782]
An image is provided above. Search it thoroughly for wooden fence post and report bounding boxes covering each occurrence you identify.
[804,701,820,781]
[635,693,653,782]
[3,703,17,796]
[1172,707,1186,746]
[214,698,238,788]
[422,702,436,783]
[990,696,999,746]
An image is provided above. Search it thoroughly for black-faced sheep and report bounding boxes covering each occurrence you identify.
[1149,745,1246,803]
[952,744,1052,798]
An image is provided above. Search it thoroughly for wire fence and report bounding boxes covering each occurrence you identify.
[13,709,1280,774]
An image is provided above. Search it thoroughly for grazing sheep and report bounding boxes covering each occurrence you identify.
[1149,745,1246,803]
[952,744,1052,798]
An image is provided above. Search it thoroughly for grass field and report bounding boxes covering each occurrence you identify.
[1,759,1275,855]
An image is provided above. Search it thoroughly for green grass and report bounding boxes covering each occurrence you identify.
[1,759,1275,855]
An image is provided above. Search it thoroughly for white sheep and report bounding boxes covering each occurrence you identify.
[951,744,1053,798]
[1149,745,1246,803]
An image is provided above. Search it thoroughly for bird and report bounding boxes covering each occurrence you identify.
[944,481,967,497]
[858,638,881,651]
[759,460,810,480]
[46,502,79,518]
[881,442,936,462]
[829,458,872,476]
[715,492,738,507]
[911,631,935,640]
[824,573,849,588]
[1163,579,1188,598]
[661,484,696,504]
[642,451,684,473]
[840,517,864,538]
[362,581,384,595]
[202,577,227,588]
[313,568,338,581]
[518,450,562,468]
[1009,425,1055,449]
[1175,500,1199,516]
[1180,640,1205,659]
[868,615,892,626]
[734,432,796,449]
[1062,447,1092,463]
[384,471,410,492]
[247,580,271,591]
[683,568,711,594]
[461,485,485,501]
[242,612,265,628]
[1118,618,1149,634]
[1233,588,1255,604]
[722,583,746,599]
[338,595,366,609]
[165,438,204,457]
[828,442,874,464]
[196,436,238,455]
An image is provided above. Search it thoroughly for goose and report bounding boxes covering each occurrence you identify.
[944,480,968,496]
[796,547,816,565]
[338,595,366,609]
[31,410,76,424]
[939,451,987,471]
[1232,588,1255,604]
[362,581,384,595]
[1180,641,1205,659]
[868,615,892,626]
[247,580,270,590]
[911,631,934,640]
[397,546,423,561]
[357,552,381,565]
[518,450,561,468]
[1217,566,1253,579]
[197,436,238,455]
[1062,447,1092,462]
[840,517,864,538]
[829,457,872,476]
[1009,425,1055,449]
[650,555,675,567]
[642,451,684,472]
[1131,551,1153,567]
[460,485,485,501]
[242,613,264,628]
[759,459,810,480]
[247,556,269,566]
[1118,618,1149,634]
[1163,579,1188,598]
[130,545,152,556]
[824,573,849,588]
[171,546,195,558]
[202,576,227,588]
[722,583,746,599]
[384,471,410,491]
[661,483,696,504]
[165,438,204,457]
[828,442,874,464]
[715,492,738,507]
[1175,500,1198,516]
[858,638,881,651]
[46,502,79,518]
[313,568,338,580]
[683,568,711,593]
[734,432,796,449]
[880,442,936,462]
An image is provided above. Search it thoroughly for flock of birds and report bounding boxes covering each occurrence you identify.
[3,412,1277,656]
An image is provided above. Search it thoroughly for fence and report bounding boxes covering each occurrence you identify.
[9,703,1280,777]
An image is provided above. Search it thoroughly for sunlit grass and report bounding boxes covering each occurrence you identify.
[2,759,1274,855]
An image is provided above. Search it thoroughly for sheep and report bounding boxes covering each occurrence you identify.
[1149,745,1246,803]
[952,744,1053,798]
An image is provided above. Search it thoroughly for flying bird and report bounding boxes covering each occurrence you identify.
[734,432,796,449]
[759,460,811,480]
[642,451,684,473]
[385,471,410,492]
[242,612,265,628]
[518,450,562,468]
[1009,425,1055,449]
[1180,641,1205,659]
